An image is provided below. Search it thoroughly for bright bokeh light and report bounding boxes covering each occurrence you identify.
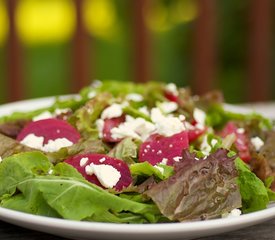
[145,0,197,33]
[0,0,8,46]
[170,0,198,24]
[16,0,75,45]
[83,0,118,39]
[145,1,172,32]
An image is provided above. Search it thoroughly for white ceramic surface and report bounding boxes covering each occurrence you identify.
[0,97,275,240]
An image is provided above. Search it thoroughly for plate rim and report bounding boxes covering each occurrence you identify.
[0,96,275,239]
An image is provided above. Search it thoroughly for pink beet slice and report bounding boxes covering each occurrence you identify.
[139,131,189,166]
[220,121,251,162]
[188,127,206,142]
[17,118,81,144]
[65,154,132,191]
[102,116,125,142]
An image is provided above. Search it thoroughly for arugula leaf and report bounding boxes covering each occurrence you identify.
[206,104,272,130]
[0,151,162,223]
[69,93,112,138]
[0,152,51,197]
[0,96,85,124]
[130,162,174,180]
[235,157,269,213]
[108,138,141,165]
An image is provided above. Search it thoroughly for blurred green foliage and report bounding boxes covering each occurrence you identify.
[0,0,274,104]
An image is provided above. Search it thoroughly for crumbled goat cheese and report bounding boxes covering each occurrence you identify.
[80,157,89,167]
[85,163,121,188]
[95,119,104,138]
[222,209,242,218]
[138,106,150,116]
[165,83,179,96]
[193,108,206,128]
[160,158,168,165]
[48,169,53,175]
[101,103,124,120]
[179,115,186,121]
[20,134,73,152]
[158,102,178,114]
[88,91,96,99]
[54,108,70,115]
[236,128,245,134]
[151,108,185,137]
[126,93,143,102]
[200,136,211,156]
[99,157,106,163]
[91,79,102,88]
[154,166,164,174]
[0,156,2,163]
[111,115,155,141]
[211,139,218,146]
[173,156,182,162]
[32,111,53,121]
[251,136,264,151]
[20,134,45,149]
[42,138,73,152]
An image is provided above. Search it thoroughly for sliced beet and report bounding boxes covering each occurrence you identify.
[139,131,189,166]
[164,91,178,103]
[65,154,132,191]
[188,127,206,142]
[17,118,81,144]
[220,121,251,162]
[102,116,125,142]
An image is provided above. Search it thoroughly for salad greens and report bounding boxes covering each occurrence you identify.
[0,80,275,223]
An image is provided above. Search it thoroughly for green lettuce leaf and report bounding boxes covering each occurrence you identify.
[0,96,85,124]
[206,104,272,130]
[69,93,112,139]
[0,151,51,197]
[130,162,174,180]
[0,151,162,223]
[235,157,269,213]
[108,138,141,165]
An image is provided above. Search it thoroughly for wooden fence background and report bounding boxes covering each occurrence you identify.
[5,0,273,103]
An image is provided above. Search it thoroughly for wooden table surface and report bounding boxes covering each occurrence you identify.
[1,217,275,240]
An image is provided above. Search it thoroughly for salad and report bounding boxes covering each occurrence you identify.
[0,80,275,223]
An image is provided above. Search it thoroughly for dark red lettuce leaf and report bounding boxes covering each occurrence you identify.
[145,148,241,221]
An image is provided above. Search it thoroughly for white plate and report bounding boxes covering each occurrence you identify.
[0,97,275,240]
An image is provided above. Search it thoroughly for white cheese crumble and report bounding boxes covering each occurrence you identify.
[138,106,150,116]
[151,108,185,137]
[193,108,206,128]
[80,157,89,167]
[32,111,53,121]
[173,156,182,162]
[85,163,121,188]
[165,83,178,96]
[99,157,106,163]
[95,119,104,138]
[111,115,155,141]
[160,158,168,165]
[236,128,245,134]
[126,93,143,102]
[88,91,96,99]
[251,136,264,151]
[20,133,45,149]
[222,209,242,218]
[20,134,73,152]
[42,138,73,152]
[101,103,124,120]
[154,165,164,174]
[0,156,2,163]
[158,102,178,114]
